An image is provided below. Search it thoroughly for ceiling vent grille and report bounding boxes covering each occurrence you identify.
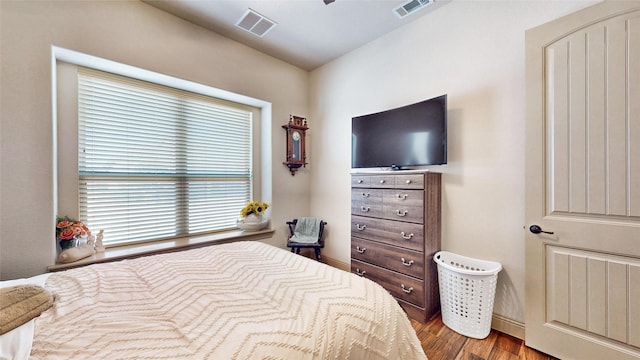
[394,0,434,18]
[236,9,277,37]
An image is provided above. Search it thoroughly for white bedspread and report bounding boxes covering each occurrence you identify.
[30,241,426,359]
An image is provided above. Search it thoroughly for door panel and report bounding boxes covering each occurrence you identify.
[546,247,640,346]
[547,15,640,219]
[526,2,640,359]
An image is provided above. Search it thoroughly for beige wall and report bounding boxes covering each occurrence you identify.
[1,0,601,328]
[0,0,310,280]
[309,0,599,325]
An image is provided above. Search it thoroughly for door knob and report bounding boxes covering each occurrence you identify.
[529,225,554,235]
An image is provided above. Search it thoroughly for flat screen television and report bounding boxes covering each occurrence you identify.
[351,94,447,169]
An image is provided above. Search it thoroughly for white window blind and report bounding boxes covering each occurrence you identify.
[78,68,253,246]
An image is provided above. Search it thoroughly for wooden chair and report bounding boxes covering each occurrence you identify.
[286,219,327,261]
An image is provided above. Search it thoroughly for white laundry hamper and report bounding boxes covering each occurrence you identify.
[434,251,502,339]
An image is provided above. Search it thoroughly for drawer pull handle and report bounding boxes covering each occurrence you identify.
[395,210,408,217]
[361,206,370,212]
[356,224,367,231]
[396,194,408,200]
[400,232,414,240]
[361,192,370,198]
[357,179,363,184]
[401,284,414,294]
[406,180,412,184]
[356,246,366,254]
[356,269,366,276]
[401,258,414,266]
[380,180,386,184]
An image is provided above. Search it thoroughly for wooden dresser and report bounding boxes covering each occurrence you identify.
[350,171,441,323]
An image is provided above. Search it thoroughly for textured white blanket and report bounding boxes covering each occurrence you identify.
[30,241,426,359]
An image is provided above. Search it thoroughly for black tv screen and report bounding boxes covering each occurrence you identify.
[351,95,447,169]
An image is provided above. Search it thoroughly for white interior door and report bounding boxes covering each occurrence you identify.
[525,1,640,359]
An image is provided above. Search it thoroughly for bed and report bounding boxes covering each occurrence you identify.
[1,241,427,359]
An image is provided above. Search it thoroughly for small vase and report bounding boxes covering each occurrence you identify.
[244,213,263,224]
[59,238,78,250]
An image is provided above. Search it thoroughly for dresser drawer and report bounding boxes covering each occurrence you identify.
[351,215,424,252]
[351,188,383,203]
[351,238,424,279]
[369,175,395,188]
[351,175,371,188]
[352,259,425,308]
[382,189,424,207]
[351,202,383,218]
[394,174,424,189]
[383,205,424,223]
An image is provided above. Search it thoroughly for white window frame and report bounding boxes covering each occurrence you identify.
[51,46,273,246]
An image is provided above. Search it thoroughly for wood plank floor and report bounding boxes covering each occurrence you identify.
[412,316,559,360]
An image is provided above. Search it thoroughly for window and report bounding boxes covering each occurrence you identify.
[76,68,255,246]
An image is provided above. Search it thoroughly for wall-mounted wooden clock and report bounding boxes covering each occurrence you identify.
[282,115,308,176]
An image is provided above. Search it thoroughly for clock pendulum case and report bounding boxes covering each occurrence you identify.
[282,115,308,176]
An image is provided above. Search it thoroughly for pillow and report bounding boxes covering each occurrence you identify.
[0,285,54,335]
[0,323,35,360]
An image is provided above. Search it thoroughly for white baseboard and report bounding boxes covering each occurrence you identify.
[323,255,350,272]
[294,251,350,272]
[491,314,525,340]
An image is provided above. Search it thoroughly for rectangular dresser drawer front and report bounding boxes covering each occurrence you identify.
[351,175,371,188]
[351,216,424,252]
[382,189,424,206]
[351,202,383,218]
[351,238,424,279]
[351,188,383,203]
[383,205,424,223]
[369,175,395,188]
[395,174,424,189]
[351,260,425,308]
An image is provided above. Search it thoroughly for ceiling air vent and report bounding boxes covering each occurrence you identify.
[394,0,434,19]
[236,9,277,37]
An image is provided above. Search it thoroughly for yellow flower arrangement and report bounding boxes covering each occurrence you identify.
[240,201,269,218]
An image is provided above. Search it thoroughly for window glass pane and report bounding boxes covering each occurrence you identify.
[77,68,252,245]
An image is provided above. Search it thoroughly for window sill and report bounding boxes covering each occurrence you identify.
[48,228,275,272]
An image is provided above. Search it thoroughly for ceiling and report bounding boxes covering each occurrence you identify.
[143,0,449,71]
